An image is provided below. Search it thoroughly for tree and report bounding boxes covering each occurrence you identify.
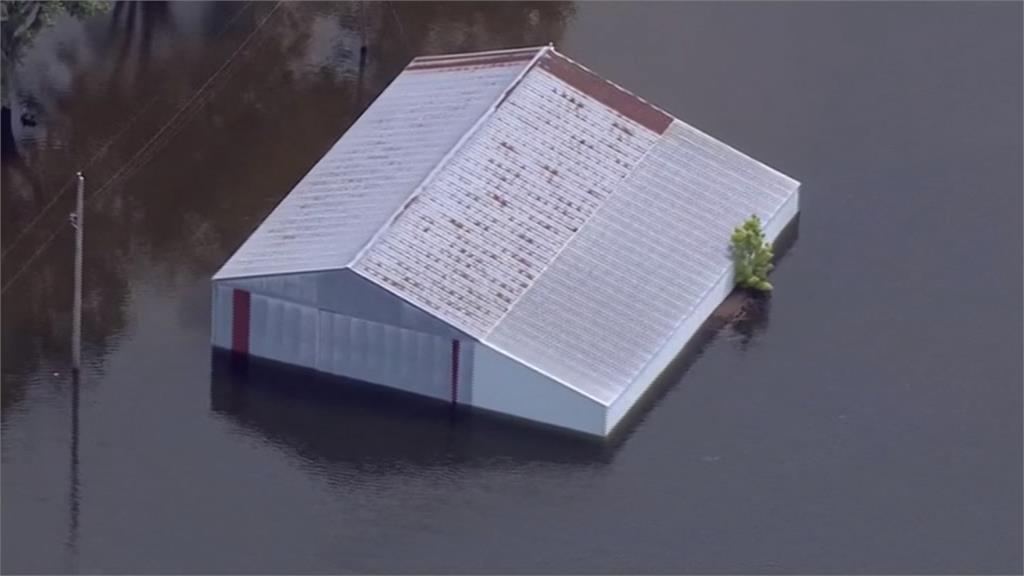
[730,214,775,292]
[1,0,107,155]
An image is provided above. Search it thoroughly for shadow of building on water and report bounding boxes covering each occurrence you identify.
[210,351,613,471]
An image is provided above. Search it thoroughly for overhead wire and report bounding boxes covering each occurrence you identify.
[2,0,256,261]
[2,1,281,295]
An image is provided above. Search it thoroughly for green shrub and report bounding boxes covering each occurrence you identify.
[730,215,774,292]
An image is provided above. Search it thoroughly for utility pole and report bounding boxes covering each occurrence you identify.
[71,172,84,373]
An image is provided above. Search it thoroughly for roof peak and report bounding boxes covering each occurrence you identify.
[411,44,551,61]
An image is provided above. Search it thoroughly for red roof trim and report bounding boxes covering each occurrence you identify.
[537,52,672,135]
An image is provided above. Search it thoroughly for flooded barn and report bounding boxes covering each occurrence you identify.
[211,45,800,436]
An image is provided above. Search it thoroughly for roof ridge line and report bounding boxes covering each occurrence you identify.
[412,45,549,61]
[481,121,671,343]
[346,45,552,270]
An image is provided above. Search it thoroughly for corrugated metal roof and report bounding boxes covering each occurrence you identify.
[213,48,540,280]
[352,50,664,337]
[485,121,799,404]
[214,46,800,405]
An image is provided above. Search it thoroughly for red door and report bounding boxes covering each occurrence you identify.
[231,289,250,355]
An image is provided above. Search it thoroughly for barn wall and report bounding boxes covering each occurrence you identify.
[763,187,801,245]
[316,310,461,402]
[248,293,320,369]
[211,283,234,349]
[209,281,465,404]
[218,269,465,340]
[605,186,801,435]
[470,344,605,435]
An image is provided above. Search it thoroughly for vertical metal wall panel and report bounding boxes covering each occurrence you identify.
[315,311,452,402]
[470,343,605,435]
[762,187,801,246]
[298,301,319,369]
[230,274,317,304]
[247,294,319,370]
[210,283,234,349]
[456,339,475,404]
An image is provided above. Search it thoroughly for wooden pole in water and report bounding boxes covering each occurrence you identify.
[72,172,84,373]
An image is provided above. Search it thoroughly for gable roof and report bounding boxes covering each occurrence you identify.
[214,46,800,405]
[352,48,669,336]
[213,47,542,280]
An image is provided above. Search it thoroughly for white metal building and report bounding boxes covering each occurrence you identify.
[211,45,800,437]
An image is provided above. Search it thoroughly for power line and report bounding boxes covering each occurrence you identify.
[1,100,154,260]
[2,1,281,296]
[90,1,280,205]
[2,0,258,263]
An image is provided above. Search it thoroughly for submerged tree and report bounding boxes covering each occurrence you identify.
[1,0,107,156]
[731,214,775,292]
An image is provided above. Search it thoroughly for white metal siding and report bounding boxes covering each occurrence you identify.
[210,284,234,348]
[220,274,318,305]
[211,281,461,403]
[486,120,800,405]
[222,269,465,340]
[470,343,605,435]
[248,294,319,369]
[316,311,454,402]
[763,186,801,246]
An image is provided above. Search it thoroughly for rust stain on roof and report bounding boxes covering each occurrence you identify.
[537,51,672,135]
[352,47,664,336]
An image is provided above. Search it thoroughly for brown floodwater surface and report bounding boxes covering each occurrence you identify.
[2,2,1021,573]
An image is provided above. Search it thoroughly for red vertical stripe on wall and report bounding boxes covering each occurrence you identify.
[451,340,461,404]
[232,289,250,355]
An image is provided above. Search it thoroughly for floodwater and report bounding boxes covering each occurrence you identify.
[2,2,1021,573]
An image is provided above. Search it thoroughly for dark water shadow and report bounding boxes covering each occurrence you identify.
[64,373,81,574]
[210,351,613,470]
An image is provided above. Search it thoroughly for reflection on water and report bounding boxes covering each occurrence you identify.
[64,373,81,571]
[211,352,611,471]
